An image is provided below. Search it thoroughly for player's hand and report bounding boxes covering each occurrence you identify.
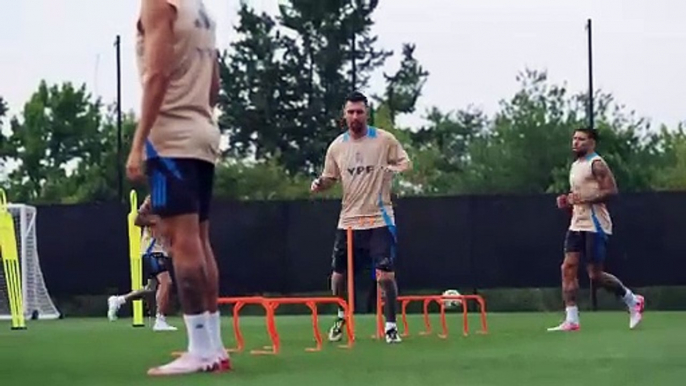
[556,194,568,209]
[382,165,399,174]
[126,146,145,182]
[566,192,581,206]
[310,178,323,193]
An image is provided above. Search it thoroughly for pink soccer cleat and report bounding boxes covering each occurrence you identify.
[629,295,645,330]
[546,321,580,332]
[147,353,221,376]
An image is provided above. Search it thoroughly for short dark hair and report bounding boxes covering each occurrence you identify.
[345,91,368,106]
[575,127,598,141]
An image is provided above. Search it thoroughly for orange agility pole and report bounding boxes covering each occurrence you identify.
[346,226,355,336]
[376,294,488,339]
[373,285,383,339]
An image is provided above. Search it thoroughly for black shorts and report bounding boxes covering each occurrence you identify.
[145,157,215,221]
[331,226,397,275]
[564,230,608,264]
[143,252,172,279]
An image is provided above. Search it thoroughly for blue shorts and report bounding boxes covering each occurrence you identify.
[145,157,215,222]
[564,230,608,263]
[331,226,396,274]
[143,252,171,279]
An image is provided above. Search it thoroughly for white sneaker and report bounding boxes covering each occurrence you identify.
[629,295,645,330]
[153,317,178,332]
[147,353,220,376]
[107,296,124,321]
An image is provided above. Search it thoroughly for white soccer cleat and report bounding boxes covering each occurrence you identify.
[328,318,345,342]
[153,318,178,332]
[629,295,645,330]
[107,296,123,321]
[147,353,220,376]
[385,327,402,344]
[546,321,580,332]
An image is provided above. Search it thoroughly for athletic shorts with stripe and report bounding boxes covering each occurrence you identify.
[564,230,608,263]
[145,157,215,221]
[143,252,172,279]
[331,226,396,275]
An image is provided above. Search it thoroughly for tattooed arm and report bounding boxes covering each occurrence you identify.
[585,159,618,204]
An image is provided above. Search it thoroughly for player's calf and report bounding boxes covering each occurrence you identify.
[153,273,177,331]
[328,271,347,342]
[165,220,214,359]
[588,268,645,329]
[200,223,228,363]
[107,284,156,321]
[377,271,401,344]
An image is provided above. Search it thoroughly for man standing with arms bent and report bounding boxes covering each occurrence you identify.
[311,91,411,344]
[548,127,645,332]
[126,0,228,376]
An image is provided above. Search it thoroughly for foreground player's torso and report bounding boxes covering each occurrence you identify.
[331,127,396,230]
[568,153,613,235]
[135,0,220,164]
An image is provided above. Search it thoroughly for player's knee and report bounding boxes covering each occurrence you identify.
[331,271,345,284]
[561,262,577,279]
[157,272,172,287]
[587,267,602,282]
[376,270,395,283]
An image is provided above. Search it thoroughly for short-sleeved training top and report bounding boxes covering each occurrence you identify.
[321,127,410,230]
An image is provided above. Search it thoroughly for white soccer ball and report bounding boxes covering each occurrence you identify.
[442,289,462,308]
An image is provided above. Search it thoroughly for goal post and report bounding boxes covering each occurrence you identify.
[0,198,61,324]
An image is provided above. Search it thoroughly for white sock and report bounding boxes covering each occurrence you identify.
[337,309,346,319]
[207,311,226,357]
[623,289,637,308]
[183,313,212,359]
[385,322,397,331]
[565,306,579,324]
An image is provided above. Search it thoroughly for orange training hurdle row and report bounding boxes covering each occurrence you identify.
[172,224,486,359]
[215,296,354,355]
[374,292,489,339]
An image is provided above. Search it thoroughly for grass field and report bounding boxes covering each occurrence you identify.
[2,311,685,386]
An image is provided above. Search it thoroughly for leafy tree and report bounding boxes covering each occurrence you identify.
[461,69,580,194]
[378,43,429,125]
[0,96,8,173]
[0,81,138,204]
[408,106,488,194]
[640,123,686,191]
[219,0,392,175]
[63,105,138,203]
[0,81,104,203]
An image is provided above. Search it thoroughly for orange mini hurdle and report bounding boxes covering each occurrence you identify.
[375,293,488,339]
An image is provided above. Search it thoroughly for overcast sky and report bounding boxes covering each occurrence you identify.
[1,0,684,131]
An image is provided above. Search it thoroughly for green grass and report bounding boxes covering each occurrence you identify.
[2,311,685,385]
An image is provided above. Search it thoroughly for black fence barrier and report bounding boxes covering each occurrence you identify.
[32,192,686,298]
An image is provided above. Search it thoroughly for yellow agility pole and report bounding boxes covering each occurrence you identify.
[127,190,144,327]
[0,189,26,330]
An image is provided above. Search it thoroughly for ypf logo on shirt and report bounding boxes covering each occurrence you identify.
[347,151,374,176]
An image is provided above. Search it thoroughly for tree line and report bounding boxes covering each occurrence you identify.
[1,0,684,205]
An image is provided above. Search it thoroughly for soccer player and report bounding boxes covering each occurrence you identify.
[548,127,645,332]
[311,91,411,344]
[107,195,177,332]
[125,0,227,375]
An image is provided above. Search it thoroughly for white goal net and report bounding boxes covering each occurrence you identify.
[0,204,60,320]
